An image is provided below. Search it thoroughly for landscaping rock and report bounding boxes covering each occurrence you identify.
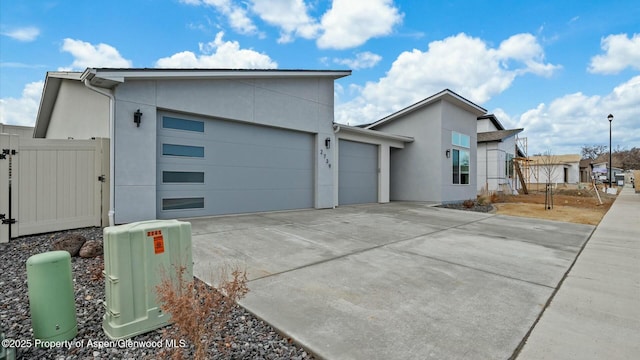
[52,233,86,256]
[1,227,315,359]
[79,240,102,258]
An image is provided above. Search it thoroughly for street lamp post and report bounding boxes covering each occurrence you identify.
[608,114,613,188]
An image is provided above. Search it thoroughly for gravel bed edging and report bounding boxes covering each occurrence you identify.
[0,227,314,360]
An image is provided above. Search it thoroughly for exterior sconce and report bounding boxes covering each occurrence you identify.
[325,137,331,149]
[134,109,143,127]
[445,149,451,158]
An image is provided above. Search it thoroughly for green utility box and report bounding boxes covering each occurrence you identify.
[26,251,78,342]
[102,220,192,340]
[1,322,17,360]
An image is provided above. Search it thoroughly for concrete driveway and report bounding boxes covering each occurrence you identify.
[187,202,594,360]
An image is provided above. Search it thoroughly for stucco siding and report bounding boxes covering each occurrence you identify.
[46,80,109,139]
[440,100,478,203]
[377,102,443,202]
[476,118,498,132]
[112,77,336,223]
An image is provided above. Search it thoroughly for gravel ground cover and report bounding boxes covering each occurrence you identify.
[0,227,313,359]
[437,202,494,213]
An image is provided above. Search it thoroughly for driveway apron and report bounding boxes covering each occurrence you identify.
[188,202,594,360]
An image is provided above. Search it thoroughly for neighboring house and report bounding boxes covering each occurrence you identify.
[33,69,488,225]
[476,114,523,194]
[591,154,624,182]
[526,154,581,185]
[366,89,487,204]
[0,123,34,138]
[579,158,592,183]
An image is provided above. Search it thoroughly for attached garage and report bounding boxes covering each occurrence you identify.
[157,113,314,218]
[338,139,378,205]
[334,125,414,206]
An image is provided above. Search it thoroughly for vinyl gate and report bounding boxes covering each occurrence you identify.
[0,134,109,243]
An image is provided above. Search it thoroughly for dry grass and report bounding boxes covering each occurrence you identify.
[156,264,249,360]
[492,188,615,225]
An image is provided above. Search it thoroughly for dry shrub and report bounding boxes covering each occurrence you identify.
[477,195,489,205]
[463,199,475,208]
[156,264,249,360]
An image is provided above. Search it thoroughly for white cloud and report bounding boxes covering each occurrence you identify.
[2,26,40,42]
[334,52,382,70]
[0,81,44,126]
[181,0,402,49]
[588,33,640,74]
[181,0,259,35]
[490,108,517,129]
[514,76,640,155]
[335,33,559,124]
[317,0,403,49]
[251,0,319,43]
[497,33,559,77]
[60,38,132,70]
[155,31,277,68]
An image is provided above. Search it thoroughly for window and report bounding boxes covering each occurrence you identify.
[162,197,204,210]
[452,132,470,148]
[163,171,204,183]
[162,144,204,157]
[163,116,204,132]
[452,132,470,184]
[505,153,514,178]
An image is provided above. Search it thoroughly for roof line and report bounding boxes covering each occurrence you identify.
[366,89,486,129]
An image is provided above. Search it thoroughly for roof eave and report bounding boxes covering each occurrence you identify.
[335,123,414,143]
[81,68,351,88]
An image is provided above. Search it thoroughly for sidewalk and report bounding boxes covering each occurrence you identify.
[517,185,640,359]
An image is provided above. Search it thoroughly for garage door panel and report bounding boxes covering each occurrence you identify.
[158,188,312,217]
[158,113,314,218]
[339,140,378,205]
[204,142,314,169]
[205,167,312,190]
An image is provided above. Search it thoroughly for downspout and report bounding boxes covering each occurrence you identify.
[332,124,340,208]
[485,145,488,192]
[83,79,116,226]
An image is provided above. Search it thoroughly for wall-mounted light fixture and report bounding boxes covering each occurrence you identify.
[133,109,143,127]
[325,137,331,149]
[445,149,451,158]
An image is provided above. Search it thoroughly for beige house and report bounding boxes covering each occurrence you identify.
[526,154,581,186]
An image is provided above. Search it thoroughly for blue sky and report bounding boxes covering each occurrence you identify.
[1,0,638,156]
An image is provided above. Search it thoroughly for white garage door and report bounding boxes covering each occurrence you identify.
[157,113,314,218]
[338,139,378,205]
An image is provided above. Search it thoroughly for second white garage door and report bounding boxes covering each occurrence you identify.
[157,113,314,219]
[338,139,378,205]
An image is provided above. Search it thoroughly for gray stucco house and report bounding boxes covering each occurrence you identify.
[33,69,488,224]
[366,89,486,204]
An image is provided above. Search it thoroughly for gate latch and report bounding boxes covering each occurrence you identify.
[0,214,16,225]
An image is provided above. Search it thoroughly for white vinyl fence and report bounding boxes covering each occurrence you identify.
[0,134,109,243]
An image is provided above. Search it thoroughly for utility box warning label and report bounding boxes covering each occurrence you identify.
[147,230,165,254]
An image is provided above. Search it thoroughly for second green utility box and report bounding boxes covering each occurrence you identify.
[102,220,192,340]
[26,251,78,342]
